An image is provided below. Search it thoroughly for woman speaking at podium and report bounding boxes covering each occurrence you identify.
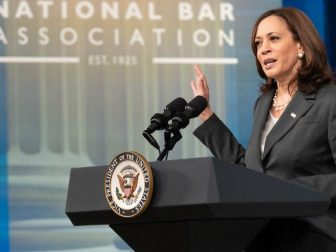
[190,7,336,251]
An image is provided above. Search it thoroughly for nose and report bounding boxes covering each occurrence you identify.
[260,41,271,55]
[261,48,271,55]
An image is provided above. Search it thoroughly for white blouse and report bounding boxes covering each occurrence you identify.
[260,112,278,155]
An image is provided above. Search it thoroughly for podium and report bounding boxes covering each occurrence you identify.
[65,157,330,252]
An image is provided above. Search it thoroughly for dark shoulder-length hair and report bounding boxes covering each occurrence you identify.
[250,7,334,94]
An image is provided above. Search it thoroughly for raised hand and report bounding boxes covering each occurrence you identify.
[190,65,213,121]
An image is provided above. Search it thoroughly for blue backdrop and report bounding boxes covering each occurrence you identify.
[283,0,336,70]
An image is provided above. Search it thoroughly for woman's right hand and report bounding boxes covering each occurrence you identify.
[190,64,213,121]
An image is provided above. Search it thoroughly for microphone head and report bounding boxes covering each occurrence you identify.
[164,97,187,114]
[169,96,207,132]
[185,96,208,118]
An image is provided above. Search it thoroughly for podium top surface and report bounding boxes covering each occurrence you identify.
[65,157,330,226]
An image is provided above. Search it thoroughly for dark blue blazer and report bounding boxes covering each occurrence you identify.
[194,83,336,241]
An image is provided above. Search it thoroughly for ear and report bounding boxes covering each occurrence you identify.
[296,42,303,51]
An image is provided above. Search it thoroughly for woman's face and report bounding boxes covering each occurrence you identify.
[255,15,302,84]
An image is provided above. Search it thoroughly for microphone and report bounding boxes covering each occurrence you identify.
[143,97,187,150]
[168,96,208,132]
[144,97,187,134]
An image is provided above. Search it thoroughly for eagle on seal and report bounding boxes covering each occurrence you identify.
[118,172,139,199]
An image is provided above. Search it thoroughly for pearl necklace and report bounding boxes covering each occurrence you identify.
[272,89,290,111]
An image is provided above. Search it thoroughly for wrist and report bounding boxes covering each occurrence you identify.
[199,108,213,122]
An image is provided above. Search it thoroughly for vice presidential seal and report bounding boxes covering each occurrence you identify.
[104,151,153,218]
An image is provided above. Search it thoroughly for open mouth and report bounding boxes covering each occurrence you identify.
[264,58,277,70]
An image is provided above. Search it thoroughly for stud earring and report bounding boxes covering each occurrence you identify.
[298,52,304,59]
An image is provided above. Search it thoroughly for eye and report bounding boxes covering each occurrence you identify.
[255,40,262,48]
[270,36,279,41]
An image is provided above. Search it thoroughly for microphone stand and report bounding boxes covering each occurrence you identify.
[156,129,182,161]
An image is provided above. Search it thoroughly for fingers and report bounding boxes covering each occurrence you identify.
[190,80,197,96]
[194,64,208,89]
[190,78,204,95]
[194,64,203,78]
[191,79,209,100]
[190,65,210,98]
[191,65,213,121]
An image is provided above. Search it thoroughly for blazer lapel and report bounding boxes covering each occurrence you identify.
[262,91,316,161]
[246,90,274,171]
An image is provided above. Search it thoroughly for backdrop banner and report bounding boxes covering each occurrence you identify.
[0,0,281,251]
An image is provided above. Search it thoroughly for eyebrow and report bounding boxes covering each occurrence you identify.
[255,32,280,40]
